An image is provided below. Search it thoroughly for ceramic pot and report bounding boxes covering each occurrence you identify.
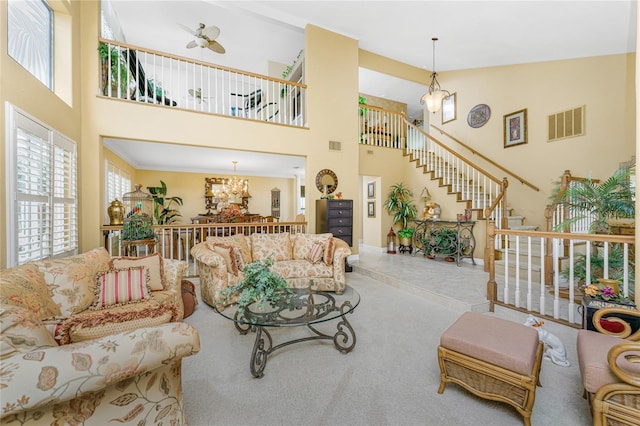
[597,278,620,294]
[108,198,124,225]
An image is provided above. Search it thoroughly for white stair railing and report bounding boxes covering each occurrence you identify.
[487,224,635,327]
[404,122,505,227]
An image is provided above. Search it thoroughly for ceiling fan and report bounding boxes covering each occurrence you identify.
[187,88,212,103]
[179,23,226,54]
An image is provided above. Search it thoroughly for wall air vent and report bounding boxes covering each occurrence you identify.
[548,105,585,142]
[328,140,342,151]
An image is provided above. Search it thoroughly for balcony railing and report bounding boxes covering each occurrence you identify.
[358,104,406,148]
[99,39,307,127]
[101,221,307,277]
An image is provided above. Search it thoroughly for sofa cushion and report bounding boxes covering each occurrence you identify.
[292,233,332,261]
[1,304,57,359]
[110,253,165,291]
[207,243,239,276]
[308,242,325,264]
[324,236,335,266]
[251,232,292,262]
[206,235,252,263]
[0,263,62,320]
[91,267,151,310]
[270,260,334,279]
[576,329,640,393]
[34,247,111,316]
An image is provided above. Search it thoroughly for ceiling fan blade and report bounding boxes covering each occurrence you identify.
[201,25,220,40]
[207,41,226,54]
[186,40,197,49]
[178,23,196,36]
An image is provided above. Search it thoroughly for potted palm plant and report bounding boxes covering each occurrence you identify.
[550,162,635,234]
[383,182,418,233]
[147,181,184,225]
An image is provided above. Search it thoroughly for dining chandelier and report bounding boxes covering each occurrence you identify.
[222,161,248,195]
[420,37,451,114]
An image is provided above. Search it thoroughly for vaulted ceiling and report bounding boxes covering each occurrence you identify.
[102,0,636,178]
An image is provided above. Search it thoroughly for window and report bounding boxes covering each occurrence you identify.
[6,105,77,266]
[7,0,53,89]
[105,160,131,223]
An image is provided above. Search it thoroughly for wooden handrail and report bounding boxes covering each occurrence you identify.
[405,120,503,184]
[431,125,540,192]
[359,103,405,116]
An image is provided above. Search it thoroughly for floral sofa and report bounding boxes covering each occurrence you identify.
[191,232,351,309]
[0,248,186,344]
[0,303,200,424]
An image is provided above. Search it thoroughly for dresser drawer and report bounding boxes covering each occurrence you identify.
[328,208,352,218]
[329,200,353,209]
[333,235,352,246]
[329,226,352,238]
[328,217,352,227]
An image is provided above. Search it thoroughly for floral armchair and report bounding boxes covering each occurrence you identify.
[1,304,200,425]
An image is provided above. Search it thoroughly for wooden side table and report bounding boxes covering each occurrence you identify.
[121,238,156,257]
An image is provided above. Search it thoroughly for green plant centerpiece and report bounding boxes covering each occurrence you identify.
[550,163,635,234]
[120,213,156,241]
[383,182,418,230]
[423,227,458,258]
[222,257,293,313]
[98,42,129,97]
[397,227,415,240]
[147,180,184,225]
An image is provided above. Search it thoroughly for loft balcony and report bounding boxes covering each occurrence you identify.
[99,39,307,127]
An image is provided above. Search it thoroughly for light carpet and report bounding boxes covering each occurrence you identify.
[182,271,591,425]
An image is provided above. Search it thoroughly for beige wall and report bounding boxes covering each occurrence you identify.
[133,170,295,222]
[429,54,636,229]
[357,54,634,255]
[359,93,407,115]
[0,0,82,268]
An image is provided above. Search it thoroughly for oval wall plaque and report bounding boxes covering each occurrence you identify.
[467,104,491,128]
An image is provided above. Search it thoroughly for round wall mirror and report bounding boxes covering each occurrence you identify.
[315,169,338,194]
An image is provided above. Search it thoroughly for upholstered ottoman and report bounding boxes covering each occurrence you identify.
[438,312,544,426]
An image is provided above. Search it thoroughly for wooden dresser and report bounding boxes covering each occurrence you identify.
[316,199,353,247]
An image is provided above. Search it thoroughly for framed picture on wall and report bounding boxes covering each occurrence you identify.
[504,108,528,148]
[367,182,375,198]
[442,92,457,124]
[367,201,375,217]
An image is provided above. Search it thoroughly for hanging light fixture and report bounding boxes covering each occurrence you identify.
[222,161,248,195]
[420,37,451,114]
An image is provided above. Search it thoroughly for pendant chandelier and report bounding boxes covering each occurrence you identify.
[420,37,451,114]
[222,161,248,196]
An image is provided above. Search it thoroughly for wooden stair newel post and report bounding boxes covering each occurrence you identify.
[486,220,497,312]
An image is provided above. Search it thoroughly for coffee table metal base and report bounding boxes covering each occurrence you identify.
[235,306,356,378]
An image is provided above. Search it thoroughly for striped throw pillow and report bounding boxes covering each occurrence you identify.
[307,242,325,264]
[91,267,151,310]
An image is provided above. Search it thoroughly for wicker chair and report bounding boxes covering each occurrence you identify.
[577,307,640,425]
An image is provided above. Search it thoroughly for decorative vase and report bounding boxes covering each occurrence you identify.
[107,198,124,225]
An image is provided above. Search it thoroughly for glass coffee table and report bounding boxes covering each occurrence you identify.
[215,285,360,378]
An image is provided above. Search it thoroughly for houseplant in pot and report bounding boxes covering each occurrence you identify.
[147,180,184,225]
[397,227,415,253]
[423,227,458,260]
[221,257,292,314]
[550,162,635,234]
[383,182,418,230]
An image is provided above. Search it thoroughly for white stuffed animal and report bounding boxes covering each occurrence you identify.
[524,315,571,367]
